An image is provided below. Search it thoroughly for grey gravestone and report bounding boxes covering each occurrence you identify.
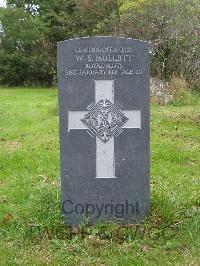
[57,36,150,226]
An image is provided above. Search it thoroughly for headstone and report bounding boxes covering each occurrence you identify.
[57,36,150,226]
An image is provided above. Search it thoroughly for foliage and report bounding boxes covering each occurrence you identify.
[0,0,199,88]
[0,7,54,86]
[119,0,200,89]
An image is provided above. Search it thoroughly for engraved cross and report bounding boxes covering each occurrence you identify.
[68,80,141,178]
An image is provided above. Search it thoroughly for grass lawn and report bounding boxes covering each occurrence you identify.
[0,88,199,265]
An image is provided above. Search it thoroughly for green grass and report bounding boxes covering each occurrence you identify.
[0,88,199,265]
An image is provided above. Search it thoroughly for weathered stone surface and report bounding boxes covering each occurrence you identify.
[150,77,173,104]
[57,36,150,226]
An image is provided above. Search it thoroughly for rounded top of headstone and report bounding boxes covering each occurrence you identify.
[57,36,149,46]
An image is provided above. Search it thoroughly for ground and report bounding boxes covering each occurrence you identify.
[0,88,199,265]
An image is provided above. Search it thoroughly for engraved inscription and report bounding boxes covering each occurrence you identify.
[65,46,144,77]
[74,46,133,53]
[75,54,134,62]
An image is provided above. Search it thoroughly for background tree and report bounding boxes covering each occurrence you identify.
[0,0,199,89]
[117,0,200,89]
[0,6,54,85]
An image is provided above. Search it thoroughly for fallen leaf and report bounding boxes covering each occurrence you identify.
[4,213,14,222]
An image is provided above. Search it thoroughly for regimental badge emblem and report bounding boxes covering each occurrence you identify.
[81,99,129,143]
